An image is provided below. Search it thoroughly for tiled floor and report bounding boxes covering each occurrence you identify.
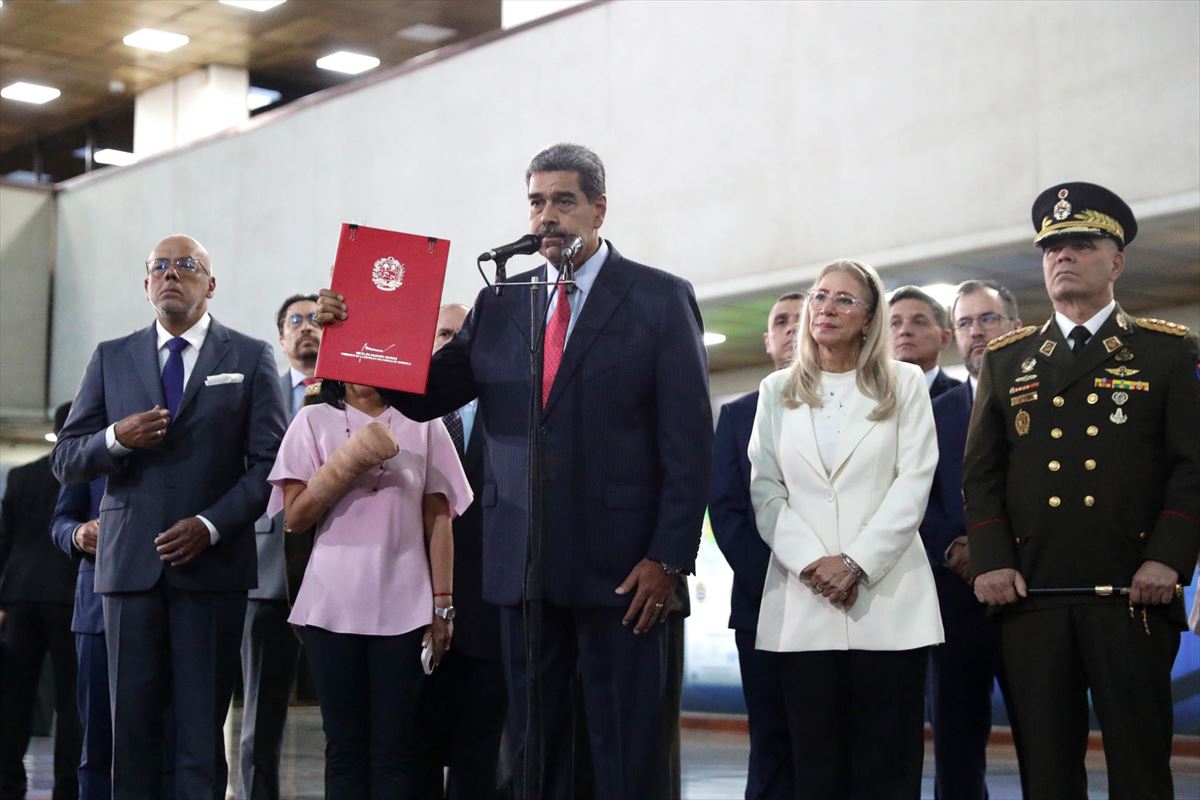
[18,707,1200,799]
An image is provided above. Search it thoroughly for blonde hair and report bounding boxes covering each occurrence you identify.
[781,259,897,421]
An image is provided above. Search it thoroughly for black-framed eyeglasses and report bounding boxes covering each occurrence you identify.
[807,289,868,312]
[146,256,207,276]
[954,312,1007,331]
[285,312,319,329]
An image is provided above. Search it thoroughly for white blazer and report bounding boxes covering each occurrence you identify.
[749,361,944,652]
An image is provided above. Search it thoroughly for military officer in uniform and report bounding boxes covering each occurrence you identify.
[964,182,1199,800]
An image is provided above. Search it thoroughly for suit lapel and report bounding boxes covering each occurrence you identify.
[176,318,232,422]
[542,248,634,418]
[828,383,878,481]
[279,371,295,420]
[787,403,829,484]
[462,414,483,474]
[130,323,166,408]
[1051,307,1130,394]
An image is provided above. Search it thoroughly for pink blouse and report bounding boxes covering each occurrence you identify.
[267,402,472,636]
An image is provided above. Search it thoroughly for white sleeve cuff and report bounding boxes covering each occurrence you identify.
[105,424,132,456]
[196,515,220,545]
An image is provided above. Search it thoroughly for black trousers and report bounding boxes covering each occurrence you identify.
[499,603,668,800]
[416,647,507,800]
[1000,604,1180,800]
[237,599,300,800]
[772,647,928,800]
[735,629,793,800]
[303,625,426,800]
[0,602,80,800]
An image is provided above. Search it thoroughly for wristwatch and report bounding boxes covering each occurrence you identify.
[434,605,456,622]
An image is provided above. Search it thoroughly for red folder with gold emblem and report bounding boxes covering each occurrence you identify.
[315,223,451,393]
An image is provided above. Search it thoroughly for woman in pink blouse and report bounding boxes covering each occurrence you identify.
[267,380,471,799]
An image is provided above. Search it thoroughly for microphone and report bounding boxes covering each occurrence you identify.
[479,233,542,263]
[560,235,583,262]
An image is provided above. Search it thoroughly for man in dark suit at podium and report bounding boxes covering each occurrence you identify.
[318,144,711,800]
[419,302,507,800]
[52,234,285,800]
[709,292,801,800]
[920,280,1023,799]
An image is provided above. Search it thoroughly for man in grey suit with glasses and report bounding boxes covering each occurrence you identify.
[53,234,285,800]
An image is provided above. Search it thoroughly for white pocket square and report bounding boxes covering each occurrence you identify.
[204,373,244,386]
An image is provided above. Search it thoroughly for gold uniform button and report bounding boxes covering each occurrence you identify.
[1052,396,1065,407]
[1084,496,1095,507]
[1048,496,1061,508]
[1086,425,1099,437]
[1051,427,1063,439]
[1084,459,1097,470]
[1048,460,1061,471]
[1087,393,1099,404]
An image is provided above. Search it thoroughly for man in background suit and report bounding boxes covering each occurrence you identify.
[52,234,286,800]
[319,143,712,800]
[709,292,800,800]
[419,303,507,800]
[920,280,1022,799]
[890,285,961,398]
[0,403,81,800]
[236,294,321,800]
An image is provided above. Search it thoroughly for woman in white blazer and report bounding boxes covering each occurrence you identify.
[748,259,943,799]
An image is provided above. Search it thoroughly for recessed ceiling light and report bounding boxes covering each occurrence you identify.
[247,86,283,111]
[219,0,286,10]
[123,28,190,53]
[316,51,380,75]
[703,332,727,347]
[1,81,61,104]
[397,23,457,44]
[918,283,959,310]
[94,149,138,167]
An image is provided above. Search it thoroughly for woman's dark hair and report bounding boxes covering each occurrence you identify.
[315,379,346,409]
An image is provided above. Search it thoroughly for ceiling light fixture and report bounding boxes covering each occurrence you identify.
[397,23,458,43]
[247,86,283,110]
[94,149,139,167]
[219,0,287,10]
[703,332,727,347]
[1,81,61,104]
[316,51,380,75]
[123,28,190,53]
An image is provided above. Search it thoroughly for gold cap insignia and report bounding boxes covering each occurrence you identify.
[1053,189,1071,221]
[1035,209,1126,246]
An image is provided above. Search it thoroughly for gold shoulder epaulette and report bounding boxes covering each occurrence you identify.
[1135,317,1189,336]
[987,325,1038,351]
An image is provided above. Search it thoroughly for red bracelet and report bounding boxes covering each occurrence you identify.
[433,592,452,597]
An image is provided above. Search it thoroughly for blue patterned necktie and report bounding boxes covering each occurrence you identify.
[442,409,465,455]
[162,337,187,418]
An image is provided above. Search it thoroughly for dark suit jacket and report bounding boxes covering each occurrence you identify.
[709,390,772,632]
[51,317,286,594]
[0,456,74,605]
[248,370,295,602]
[382,243,712,608]
[919,380,980,622]
[49,478,105,634]
[449,415,499,660]
[930,368,961,399]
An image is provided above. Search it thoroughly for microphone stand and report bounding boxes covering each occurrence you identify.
[484,254,575,800]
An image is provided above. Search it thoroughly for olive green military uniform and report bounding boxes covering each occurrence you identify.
[964,307,1200,799]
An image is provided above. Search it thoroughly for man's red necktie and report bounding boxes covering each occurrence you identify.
[542,280,570,407]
